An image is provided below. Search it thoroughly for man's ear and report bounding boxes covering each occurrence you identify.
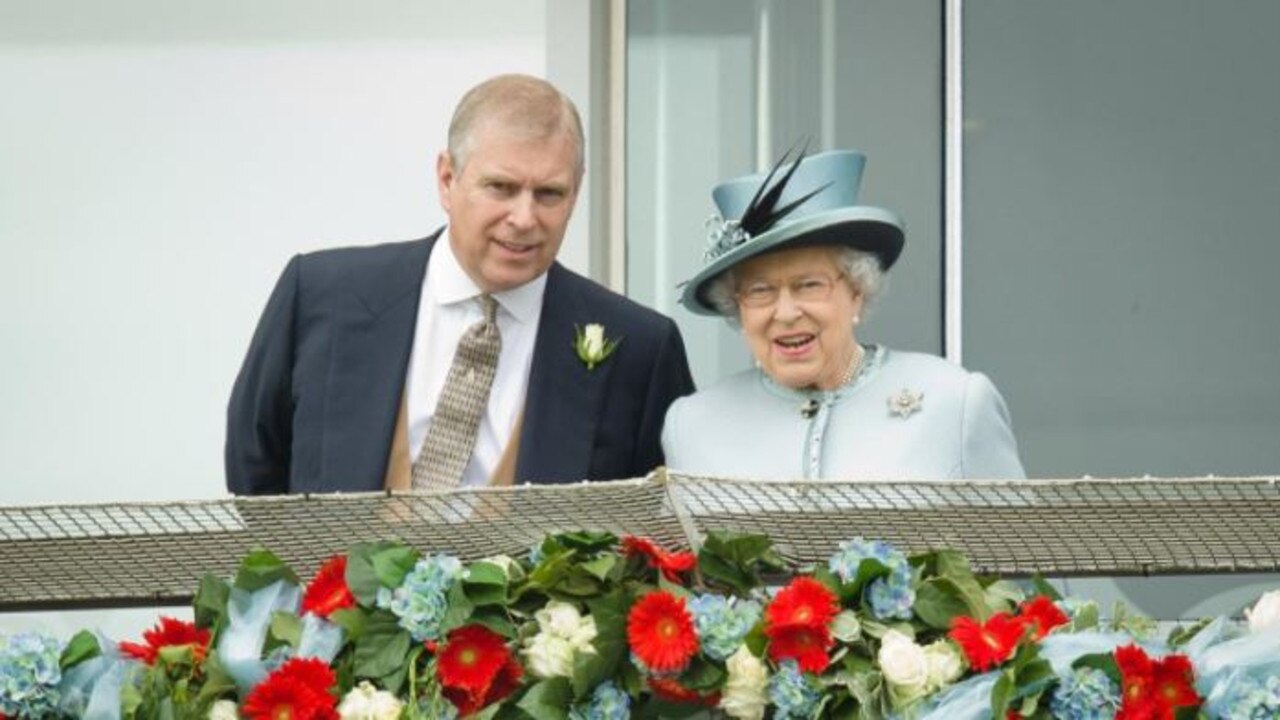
[436,151,455,212]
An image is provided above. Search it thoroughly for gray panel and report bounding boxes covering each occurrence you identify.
[832,0,943,355]
[963,0,1280,478]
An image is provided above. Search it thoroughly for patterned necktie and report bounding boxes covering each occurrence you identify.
[412,294,502,490]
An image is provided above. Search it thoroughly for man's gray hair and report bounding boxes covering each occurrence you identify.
[447,74,585,176]
[703,245,886,323]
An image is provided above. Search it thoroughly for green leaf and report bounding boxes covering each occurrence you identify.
[571,589,630,699]
[193,573,230,631]
[930,549,973,579]
[517,677,573,720]
[440,582,476,636]
[269,611,303,648]
[467,561,509,587]
[912,578,971,630]
[234,548,299,592]
[743,621,767,656]
[830,610,863,643]
[465,558,509,602]
[1072,652,1121,686]
[579,555,617,582]
[469,607,517,638]
[345,542,421,605]
[193,651,239,706]
[555,567,607,598]
[679,657,726,691]
[1166,617,1213,648]
[1030,574,1062,601]
[1071,601,1100,632]
[353,612,413,689]
[553,530,617,554]
[59,630,101,669]
[697,531,783,595]
[329,607,368,639]
[984,579,1026,612]
[990,670,1016,720]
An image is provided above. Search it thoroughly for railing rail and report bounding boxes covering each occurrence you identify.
[2,473,1277,610]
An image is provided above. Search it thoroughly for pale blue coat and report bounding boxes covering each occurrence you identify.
[661,346,1025,480]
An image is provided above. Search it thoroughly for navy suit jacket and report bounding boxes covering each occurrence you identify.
[225,231,694,494]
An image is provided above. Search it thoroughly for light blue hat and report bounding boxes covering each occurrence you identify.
[680,149,905,316]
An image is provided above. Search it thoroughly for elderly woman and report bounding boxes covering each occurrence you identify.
[662,149,1024,480]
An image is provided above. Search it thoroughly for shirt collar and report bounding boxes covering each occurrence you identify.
[429,228,547,323]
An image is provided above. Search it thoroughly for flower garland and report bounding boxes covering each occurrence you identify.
[1,531,1278,719]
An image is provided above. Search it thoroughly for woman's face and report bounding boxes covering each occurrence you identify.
[734,245,863,391]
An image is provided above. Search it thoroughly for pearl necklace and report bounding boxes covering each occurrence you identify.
[839,344,866,387]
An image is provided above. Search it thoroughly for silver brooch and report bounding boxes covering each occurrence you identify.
[888,388,923,418]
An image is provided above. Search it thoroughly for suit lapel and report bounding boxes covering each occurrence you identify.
[517,264,614,483]
[321,234,437,491]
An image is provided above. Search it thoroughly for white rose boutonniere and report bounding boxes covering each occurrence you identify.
[574,323,621,370]
[1245,589,1280,633]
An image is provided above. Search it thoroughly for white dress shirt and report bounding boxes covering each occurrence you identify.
[405,234,546,486]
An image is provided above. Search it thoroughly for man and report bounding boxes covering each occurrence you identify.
[226,74,694,494]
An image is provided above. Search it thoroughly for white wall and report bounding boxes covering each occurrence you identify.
[0,1,571,507]
[0,0,593,638]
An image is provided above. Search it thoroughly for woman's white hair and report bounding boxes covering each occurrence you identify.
[703,245,886,323]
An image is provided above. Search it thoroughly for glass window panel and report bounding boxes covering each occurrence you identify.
[964,0,1280,478]
[626,0,943,388]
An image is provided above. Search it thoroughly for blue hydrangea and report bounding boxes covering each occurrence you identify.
[1218,673,1280,719]
[528,543,546,566]
[375,553,463,642]
[1049,667,1120,720]
[0,632,64,718]
[569,680,631,720]
[689,595,762,661]
[768,660,820,719]
[828,538,915,620]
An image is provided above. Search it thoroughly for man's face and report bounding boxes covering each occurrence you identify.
[437,120,581,293]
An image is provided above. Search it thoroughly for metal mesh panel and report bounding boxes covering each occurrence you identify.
[1,474,1277,610]
[673,475,1280,575]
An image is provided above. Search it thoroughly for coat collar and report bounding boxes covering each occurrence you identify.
[516,263,613,483]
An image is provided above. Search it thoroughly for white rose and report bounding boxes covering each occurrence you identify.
[207,699,240,720]
[537,601,591,641]
[522,633,577,679]
[922,639,965,690]
[1245,589,1280,634]
[719,646,769,720]
[584,324,605,356]
[337,680,404,720]
[877,631,931,708]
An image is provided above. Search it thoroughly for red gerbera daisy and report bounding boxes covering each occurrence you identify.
[118,616,211,666]
[301,554,356,619]
[948,612,1027,671]
[242,657,338,720]
[622,535,698,583]
[438,625,516,699]
[1115,644,1200,720]
[648,676,721,706]
[444,656,524,717]
[627,590,699,673]
[1017,595,1069,641]
[765,577,839,631]
[766,623,834,673]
